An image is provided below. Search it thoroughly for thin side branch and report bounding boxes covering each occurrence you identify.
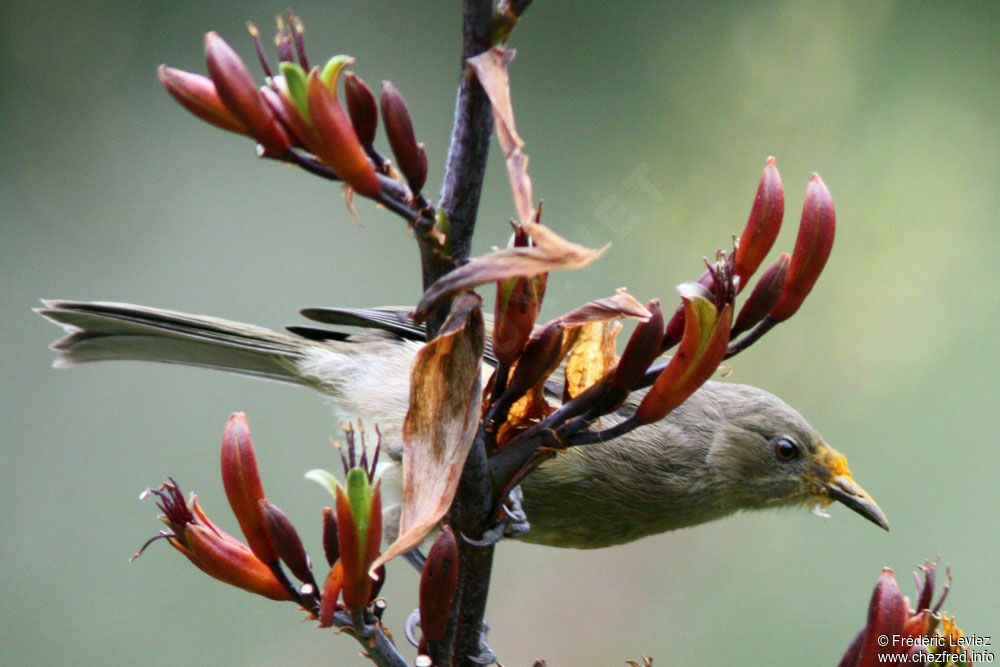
[275,149,436,231]
[332,611,408,667]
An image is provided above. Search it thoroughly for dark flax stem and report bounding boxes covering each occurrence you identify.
[429,3,497,663]
[424,0,495,337]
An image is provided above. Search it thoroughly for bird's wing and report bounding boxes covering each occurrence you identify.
[296,307,575,398]
[296,306,501,367]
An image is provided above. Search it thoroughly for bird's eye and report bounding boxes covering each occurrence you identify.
[773,437,800,462]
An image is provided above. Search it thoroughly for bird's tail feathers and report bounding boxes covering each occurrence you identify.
[37,300,307,384]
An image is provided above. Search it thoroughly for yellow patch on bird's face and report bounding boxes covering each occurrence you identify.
[816,444,852,478]
[804,442,852,506]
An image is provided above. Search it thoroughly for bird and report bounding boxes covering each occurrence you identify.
[37,299,888,549]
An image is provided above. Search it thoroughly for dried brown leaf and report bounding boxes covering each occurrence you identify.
[414,234,605,322]
[371,293,485,569]
[557,287,651,326]
[468,47,532,225]
[564,322,621,399]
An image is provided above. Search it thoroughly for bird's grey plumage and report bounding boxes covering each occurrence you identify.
[520,383,829,548]
[38,300,888,549]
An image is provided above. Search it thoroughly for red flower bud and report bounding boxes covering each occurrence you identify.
[157,66,247,135]
[637,285,731,425]
[203,32,291,155]
[734,157,784,285]
[321,506,339,567]
[317,560,344,628]
[220,413,276,565]
[306,68,381,197]
[769,173,835,322]
[846,568,910,667]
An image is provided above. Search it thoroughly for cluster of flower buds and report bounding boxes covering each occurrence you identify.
[306,422,385,626]
[134,414,308,603]
[473,159,836,490]
[158,13,430,204]
[134,414,386,633]
[661,158,836,359]
[839,559,973,666]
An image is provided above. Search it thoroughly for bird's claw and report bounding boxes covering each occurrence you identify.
[465,486,531,546]
[501,486,530,538]
[404,608,422,647]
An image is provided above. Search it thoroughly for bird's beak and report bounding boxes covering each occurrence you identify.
[823,474,889,531]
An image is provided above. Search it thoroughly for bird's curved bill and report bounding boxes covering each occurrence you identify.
[824,475,889,531]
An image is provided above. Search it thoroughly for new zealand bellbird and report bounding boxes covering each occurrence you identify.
[38,300,888,548]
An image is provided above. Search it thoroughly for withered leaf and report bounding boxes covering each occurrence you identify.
[563,321,621,399]
[414,233,605,322]
[468,47,532,226]
[415,48,606,323]
[371,293,485,569]
[557,287,651,327]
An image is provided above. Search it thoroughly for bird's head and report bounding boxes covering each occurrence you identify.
[700,382,889,530]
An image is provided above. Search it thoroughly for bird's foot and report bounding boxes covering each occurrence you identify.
[404,610,496,665]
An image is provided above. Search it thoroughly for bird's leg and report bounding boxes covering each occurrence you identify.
[403,547,427,572]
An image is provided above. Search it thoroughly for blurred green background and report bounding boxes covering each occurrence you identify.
[3,1,998,664]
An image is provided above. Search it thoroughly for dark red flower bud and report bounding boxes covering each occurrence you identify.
[505,321,565,399]
[769,173,835,322]
[493,224,547,365]
[321,506,339,567]
[734,157,784,285]
[611,300,663,392]
[259,500,313,585]
[848,568,910,667]
[419,527,460,643]
[344,73,378,150]
[731,253,789,336]
[220,413,276,565]
[203,32,292,155]
[380,81,426,194]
